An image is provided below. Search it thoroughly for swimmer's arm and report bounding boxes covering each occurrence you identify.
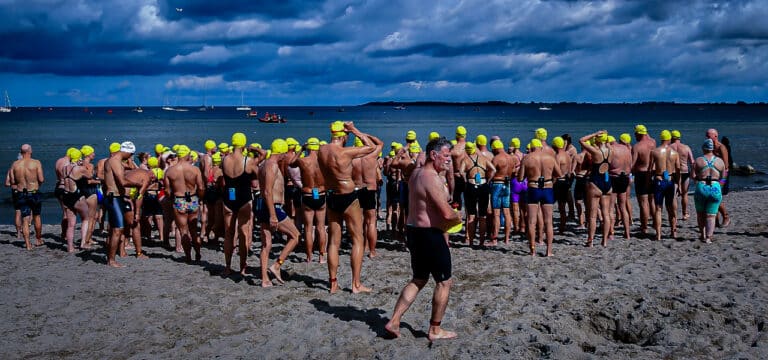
[427,176,461,232]
[263,163,278,223]
[553,159,564,179]
[517,159,526,182]
[195,169,205,198]
[5,167,11,187]
[485,161,496,181]
[36,160,44,184]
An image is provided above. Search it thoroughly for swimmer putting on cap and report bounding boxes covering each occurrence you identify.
[318,121,377,294]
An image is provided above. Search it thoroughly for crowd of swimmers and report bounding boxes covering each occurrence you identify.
[5,122,733,340]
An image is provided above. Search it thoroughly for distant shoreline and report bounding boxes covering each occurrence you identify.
[3,101,768,108]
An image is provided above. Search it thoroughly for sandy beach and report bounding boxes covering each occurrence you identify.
[1,190,766,359]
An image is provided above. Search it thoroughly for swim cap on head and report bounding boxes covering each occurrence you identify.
[152,168,164,180]
[250,143,262,150]
[450,139,457,145]
[204,140,216,151]
[406,130,417,141]
[306,137,320,151]
[660,130,672,141]
[552,136,565,149]
[393,142,403,150]
[162,146,170,153]
[176,145,190,158]
[232,132,247,148]
[148,157,158,168]
[120,141,136,154]
[389,150,396,157]
[218,142,229,152]
[596,132,608,143]
[531,139,543,148]
[354,137,363,147]
[285,137,299,149]
[271,138,288,154]
[409,143,421,153]
[510,138,521,149]
[535,128,548,141]
[429,132,440,141]
[69,149,82,162]
[155,144,164,154]
[456,126,467,138]
[319,140,328,145]
[526,143,532,150]
[607,136,616,143]
[191,151,199,162]
[491,139,504,150]
[390,141,398,149]
[80,145,94,157]
[330,121,345,137]
[465,141,476,154]
[212,152,222,164]
[635,124,648,135]
[172,144,180,152]
[671,130,681,139]
[703,139,714,151]
[620,133,632,144]
[475,134,487,146]
[109,142,121,153]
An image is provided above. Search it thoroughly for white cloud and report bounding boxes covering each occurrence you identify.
[165,75,224,90]
[170,46,233,66]
[277,46,293,57]
[293,18,324,29]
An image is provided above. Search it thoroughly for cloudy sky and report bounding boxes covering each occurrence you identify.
[1,0,766,106]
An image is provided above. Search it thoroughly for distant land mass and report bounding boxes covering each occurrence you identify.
[360,100,766,106]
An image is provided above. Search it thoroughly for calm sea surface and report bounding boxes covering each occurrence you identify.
[1,104,766,224]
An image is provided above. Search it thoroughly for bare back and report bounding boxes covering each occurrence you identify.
[166,162,203,197]
[632,137,656,172]
[491,152,515,181]
[609,143,632,175]
[519,151,561,187]
[297,152,325,193]
[12,158,44,192]
[650,144,680,177]
[258,157,285,204]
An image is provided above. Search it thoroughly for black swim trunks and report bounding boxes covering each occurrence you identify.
[406,226,452,282]
[553,178,570,203]
[611,173,631,194]
[464,183,489,216]
[633,171,651,196]
[302,191,326,211]
[17,190,42,217]
[358,187,377,210]
[327,189,359,213]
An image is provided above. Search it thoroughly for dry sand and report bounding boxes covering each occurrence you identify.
[1,190,766,359]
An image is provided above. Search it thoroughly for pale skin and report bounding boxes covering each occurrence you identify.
[258,152,301,287]
[517,145,562,256]
[670,138,695,220]
[572,151,588,229]
[692,149,725,242]
[5,167,21,239]
[707,129,730,226]
[10,145,44,250]
[317,122,376,294]
[648,139,681,240]
[509,148,526,234]
[294,146,328,263]
[490,148,516,244]
[221,146,262,276]
[164,155,204,263]
[553,145,572,235]
[104,151,144,267]
[580,131,613,247]
[121,168,152,258]
[80,153,100,249]
[631,133,657,233]
[458,149,495,246]
[59,161,91,253]
[359,135,384,258]
[609,141,633,240]
[384,144,461,341]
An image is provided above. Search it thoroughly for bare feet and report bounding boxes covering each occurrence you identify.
[368,252,377,259]
[384,321,401,338]
[35,240,44,247]
[428,328,457,341]
[261,280,273,288]
[329,278,338,294]
[352,283,372,294]
[319,254,326,264]
[107,261,125,268]
[222,268,232,276]
[268,263,285,284]
[721,216,731,227]
[584,240,593,248]
[136,253,148,259]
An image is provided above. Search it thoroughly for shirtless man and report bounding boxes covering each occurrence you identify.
[670,131,695,220]
[631,125,657,234]
[165,145,204,263]
[54,148,74,240]
[318,121,376,294]
[518,139,561,256]
[450,126,468,211]
[535,128,556,156]
[103,141,145,267]
[383,144,402,231]
[508,138,527,234]
[551,137,572,235]
[490,139,516,244]
[355,135,384,258]
[459,141,495,246]
[122,167,153,257]
[5,165,22,238]
[610,134,633,239]
[648,130,681,240]
[221,133,261,276]
[572,147,588,230]
[96,143,121,233]
[706,129,730,227]
[294,138,327,263]
[256,139,301,287]
[384,137,461,341]
[10,144,44,250]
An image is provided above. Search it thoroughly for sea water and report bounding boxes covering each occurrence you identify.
[1,103,766,224]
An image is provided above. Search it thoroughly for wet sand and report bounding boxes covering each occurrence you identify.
[1,190,766,359]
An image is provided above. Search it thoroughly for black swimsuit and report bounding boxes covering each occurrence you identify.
[61,166,84,211]
[327,189,359,213]
[223,158,252,210]
[589,147,612,195]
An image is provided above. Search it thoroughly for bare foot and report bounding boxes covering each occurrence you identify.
[261,280,273,288]
[368,252,377,259]
[329,278,338,294]
[25,244,33,250]
[428,329,457,341]
[35,240,44,247]
[107,261,125,268]
[136,253,148,259]
[721,216,731,227]
[384,321,401,338]
[319,255,327,264]
[352,284,372,294]
[268,263,285,284]
[222,268,232,276]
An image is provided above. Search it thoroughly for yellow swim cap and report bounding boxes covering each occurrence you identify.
[306,137,320,151]
[319,140,328,145]
[148,157,158,168]
[390,141,398,149]
[552,136,565,149]
[80,145,94,157]
[218,142,229,152]
[151,168,164,180]
[531,139,543,148]
[660,130,672,141]
[475,134,487,146]
[172,144,180,152]
[409,143,421,153]
[510,137,521,149]
[232,132,247,148]
[212,152,222,165]
[429,132,440,141]
[465,141,476,155]
[286,137,299,149]
[109,143,120,153]
[162,146,170,153]
[671,130,681,139]
[598,132,609,143]
[69,149,82,162]
[456,126,467,138]
[354,137,363,147]
[450,139,457,145]
[177,145,190,158]
[271,138,288,154]
[204,140,216,151]
[389,150,396,157]
[406,130,417,141]
[393,142,403,150]
[535,128,548,141]
[620,133,632,144]
[491,139,504,150]
[249,143,262,150]
[155,144,164,154]
[191,151,199,162]
[330,121,345,137]
[607,136,616,143]
[635,124,648,135]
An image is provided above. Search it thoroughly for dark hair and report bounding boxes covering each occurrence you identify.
[137,152,149,162]
[561,134,572,146]
[426,137,452,156]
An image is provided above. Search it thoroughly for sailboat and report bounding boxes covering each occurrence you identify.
[161,96,175,111]
[236,92,251,111]
[0,90,11,113]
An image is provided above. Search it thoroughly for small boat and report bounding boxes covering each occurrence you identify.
[538,106,552,111]
[258,112,286,123]
[236,91,251,111]
[393,105,406,110]
[173,107,189,112]
[246,110,259,118]
[132,106,144,113]
[0,90,11,113]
